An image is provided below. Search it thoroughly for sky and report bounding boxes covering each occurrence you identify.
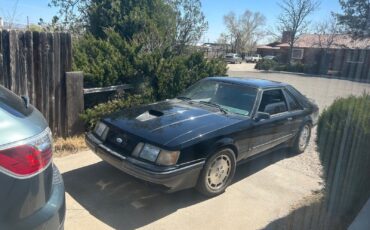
[0,0,343,43]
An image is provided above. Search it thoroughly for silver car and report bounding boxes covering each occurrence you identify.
[225,53,242,64]
[0,85,65,229]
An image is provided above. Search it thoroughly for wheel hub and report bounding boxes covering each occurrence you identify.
[207,154,231,190]
[299,125,309,150]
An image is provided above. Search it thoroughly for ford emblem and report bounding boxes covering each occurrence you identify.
[116,137,124,144]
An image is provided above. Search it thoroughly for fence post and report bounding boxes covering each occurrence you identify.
[66,71,84,136]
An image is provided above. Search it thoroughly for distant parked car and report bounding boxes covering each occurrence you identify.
[225,53,242,64]
[263,55,278,61]
[86,77,319,197]
[0,85,65,229]
[245,54,262,63]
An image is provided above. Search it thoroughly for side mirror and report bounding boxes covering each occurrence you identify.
[254,112,270,121]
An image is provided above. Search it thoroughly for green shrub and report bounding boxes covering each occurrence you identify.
[274,65,288,71]
[80,94,151,129]
[272,63,319,74]
[156,53,227,100]
[255,59,278,70]
[286,63,304,72]
[73,33,137,88]
[317,94,370,218]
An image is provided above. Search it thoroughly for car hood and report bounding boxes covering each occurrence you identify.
[102,100,243,148]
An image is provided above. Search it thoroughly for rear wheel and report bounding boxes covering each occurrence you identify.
[292,123,311,154]
[196,148,236,197]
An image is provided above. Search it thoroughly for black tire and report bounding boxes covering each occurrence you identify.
[291,122,311,154]
[196,148,236,197]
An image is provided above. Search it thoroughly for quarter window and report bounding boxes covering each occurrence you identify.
[284,90,302,111]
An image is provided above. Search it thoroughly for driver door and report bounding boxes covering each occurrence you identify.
[247,89,293,157]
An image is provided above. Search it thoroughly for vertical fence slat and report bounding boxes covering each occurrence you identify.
[2,31,10,89]
[59,33,69,137]
[0,30,3,85]
[33,31,42,109]
[18,31,28,96]
[40,32,49,123]
[66,72,84,136]
[53,33,61,135]
[9,30,18,93]
[48,33,55,134]
[25,31,34,102]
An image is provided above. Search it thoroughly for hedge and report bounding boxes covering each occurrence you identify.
[317,94,370,220]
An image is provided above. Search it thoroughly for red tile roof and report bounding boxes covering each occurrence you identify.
[294,34,370,49]
[261,34,370,49]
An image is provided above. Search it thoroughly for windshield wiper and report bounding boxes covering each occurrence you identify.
[198,101,228,114]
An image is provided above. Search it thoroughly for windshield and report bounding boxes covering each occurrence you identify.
[179,79,257,116]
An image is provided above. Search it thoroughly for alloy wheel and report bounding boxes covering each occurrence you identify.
[206,154,231,191]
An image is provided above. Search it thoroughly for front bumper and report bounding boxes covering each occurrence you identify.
[86,132,204,192]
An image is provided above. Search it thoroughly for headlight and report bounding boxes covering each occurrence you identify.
[132,143,180,166]
[139,144,160,162]
[94,121,109,140]
[156,149,180,166]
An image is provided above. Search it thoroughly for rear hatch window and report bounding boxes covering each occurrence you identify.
[0,85,33,117]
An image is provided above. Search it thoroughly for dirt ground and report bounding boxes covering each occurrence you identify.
[54,67,370,230]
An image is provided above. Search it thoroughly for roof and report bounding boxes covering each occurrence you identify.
[294,34,370,49]
[260,34,370,50]
[207,77,287,89]
[257,45,281,50]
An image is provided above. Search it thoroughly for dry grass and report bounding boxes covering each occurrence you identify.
[53,135,88,157]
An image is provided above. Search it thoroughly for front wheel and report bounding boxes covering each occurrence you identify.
[196,148,236,197]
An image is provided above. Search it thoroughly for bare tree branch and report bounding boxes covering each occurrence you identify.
[222,10,266,54]
[277,0,321,62]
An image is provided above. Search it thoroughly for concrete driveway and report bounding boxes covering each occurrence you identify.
[54,149,321,230]
[54,71,370,230]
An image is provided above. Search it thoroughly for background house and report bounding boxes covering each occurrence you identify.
[257,31,370,81]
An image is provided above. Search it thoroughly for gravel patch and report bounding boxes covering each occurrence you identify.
[275,128,323,180]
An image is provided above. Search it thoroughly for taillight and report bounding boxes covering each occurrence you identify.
[0,128,53,178]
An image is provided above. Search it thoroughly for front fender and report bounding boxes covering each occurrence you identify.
[206,137,239,159]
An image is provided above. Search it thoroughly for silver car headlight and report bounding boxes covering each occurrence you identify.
[132,143,180,166]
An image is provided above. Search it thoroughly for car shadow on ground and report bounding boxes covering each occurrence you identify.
[62,148,293,230]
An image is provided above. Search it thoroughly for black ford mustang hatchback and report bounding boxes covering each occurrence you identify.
[86,77,319,196]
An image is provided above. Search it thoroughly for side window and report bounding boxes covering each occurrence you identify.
[284,90,302,111]
[258,89,288,115]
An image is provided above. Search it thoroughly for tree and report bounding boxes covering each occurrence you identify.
[314,16,342,49]
[313,16,342,74]
[223,10,266,54]
[48,0,88,33]
[1,0,20,29]
[49,0,208,52]
[336,0,370,38]
[277,0,320,62]
[167,0,208,53]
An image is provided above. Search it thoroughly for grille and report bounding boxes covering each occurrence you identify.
[104,129,138,156]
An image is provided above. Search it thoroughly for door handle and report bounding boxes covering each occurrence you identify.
[287,117,293,121]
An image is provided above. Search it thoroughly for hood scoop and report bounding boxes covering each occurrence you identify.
[136,109,164,121]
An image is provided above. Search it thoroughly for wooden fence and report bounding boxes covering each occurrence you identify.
[0,30,72,137]
[64,71,132,135]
